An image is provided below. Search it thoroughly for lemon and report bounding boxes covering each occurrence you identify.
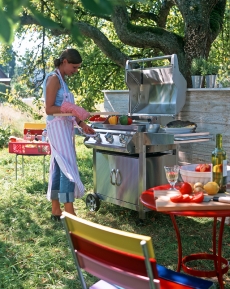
[203,182,219,195]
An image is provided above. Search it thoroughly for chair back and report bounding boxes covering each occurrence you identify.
[62,212,215,289]
[61,212,159,289]
[62,212,154,257]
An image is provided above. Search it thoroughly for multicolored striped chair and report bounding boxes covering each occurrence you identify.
[61,212,215,289]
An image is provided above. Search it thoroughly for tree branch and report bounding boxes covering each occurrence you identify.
[130,0,175,28]
[19,14,129,68]
[111,4,184,56]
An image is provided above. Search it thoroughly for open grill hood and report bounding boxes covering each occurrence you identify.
[125,54,187,116]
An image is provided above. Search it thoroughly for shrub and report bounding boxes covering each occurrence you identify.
[190,57,205,75]
[201,61,219,75]
[0,126,11,148]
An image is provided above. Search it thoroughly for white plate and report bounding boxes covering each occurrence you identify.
[164,127,196,134]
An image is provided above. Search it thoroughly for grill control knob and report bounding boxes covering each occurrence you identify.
[94,133,102,143]
[119,134,128,144]
[105,132,114,143]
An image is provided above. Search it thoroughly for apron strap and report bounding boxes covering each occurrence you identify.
[56,69,67,95]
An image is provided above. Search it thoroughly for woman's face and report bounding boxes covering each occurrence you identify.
[63,59,81,76]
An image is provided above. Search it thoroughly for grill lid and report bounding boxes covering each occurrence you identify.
[125,54,187,116]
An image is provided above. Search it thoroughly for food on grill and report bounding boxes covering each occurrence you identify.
[108,115,118,125]
[89,115,106,122]
[127,117,132,125]
[166,120,197,128]
[119,115,128,125]
[89,115,100,121]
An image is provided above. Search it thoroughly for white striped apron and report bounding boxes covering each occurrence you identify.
[46,69,85,201]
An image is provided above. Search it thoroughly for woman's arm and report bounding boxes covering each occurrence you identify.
[45,74,62,115]
[79,121,95,134]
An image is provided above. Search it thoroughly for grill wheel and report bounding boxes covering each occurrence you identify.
[86,193,100,211]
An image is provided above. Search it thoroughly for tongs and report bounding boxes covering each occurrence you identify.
[76,125,97,138]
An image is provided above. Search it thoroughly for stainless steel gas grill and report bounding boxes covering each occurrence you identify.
[84,54,211,219]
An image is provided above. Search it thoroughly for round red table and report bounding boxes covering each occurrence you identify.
[140,185,230,289]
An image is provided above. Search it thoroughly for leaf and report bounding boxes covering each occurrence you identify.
[81,0,114,15]
[61,15,72,30]
[70,24,84,46]
[0,10,14,43]
[2,0,27,17]
[28,5,60,29]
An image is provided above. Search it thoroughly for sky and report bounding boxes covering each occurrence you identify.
[13,32,47,59]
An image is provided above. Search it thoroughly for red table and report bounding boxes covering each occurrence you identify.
[9,141,51,182]
[140,185,230,289]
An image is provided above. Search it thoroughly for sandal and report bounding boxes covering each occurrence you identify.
[51,214,61,221]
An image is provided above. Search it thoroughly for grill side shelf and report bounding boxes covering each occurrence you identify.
[173,132,213,143]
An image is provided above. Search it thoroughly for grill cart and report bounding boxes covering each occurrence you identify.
[84,55,211,219]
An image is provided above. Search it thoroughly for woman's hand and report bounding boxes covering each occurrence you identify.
[80,122,95,135]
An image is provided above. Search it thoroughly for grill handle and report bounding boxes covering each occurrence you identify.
[110,169,116,185]
[125,54,178,70]
[115,169,122,186]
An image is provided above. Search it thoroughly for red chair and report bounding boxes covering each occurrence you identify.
[61,212,215,289]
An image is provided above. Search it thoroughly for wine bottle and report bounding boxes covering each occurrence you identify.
[211,134,227,193]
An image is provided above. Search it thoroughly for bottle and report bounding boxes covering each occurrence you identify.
[26,129,32,141]
[42,129,47,142]
[34,133,39,141]
[211,134,227,193]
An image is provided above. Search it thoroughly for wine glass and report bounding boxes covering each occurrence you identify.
[164,165,180,190]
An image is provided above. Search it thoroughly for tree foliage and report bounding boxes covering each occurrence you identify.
[0,0,229,113]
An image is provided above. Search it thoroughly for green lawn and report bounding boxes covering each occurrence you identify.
[0,137,230,288]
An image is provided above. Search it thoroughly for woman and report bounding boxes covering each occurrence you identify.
[43,48,95,219]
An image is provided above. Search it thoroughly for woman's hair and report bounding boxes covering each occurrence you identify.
[54,48,82,67]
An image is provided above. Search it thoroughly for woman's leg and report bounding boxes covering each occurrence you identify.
[50,159,62,216]
[59,171,76,215]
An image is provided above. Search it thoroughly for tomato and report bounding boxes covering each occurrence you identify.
[191,192,204,203]
[182,194,193,202]
[170,194,184,203]
[127,117,133,125]
[179,182,193,195]
[195,164,201,172]
[98,117,106,121]
[170,191,204,203]
[200,164,211,172]
[195,164,211,172]
[89,115,100,121]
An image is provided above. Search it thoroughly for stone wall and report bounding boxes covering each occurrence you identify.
[102,88,230,165]
[178,88,230,165]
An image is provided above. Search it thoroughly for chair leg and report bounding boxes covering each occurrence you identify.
[61,216,88,289]
[141,240,160,289]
